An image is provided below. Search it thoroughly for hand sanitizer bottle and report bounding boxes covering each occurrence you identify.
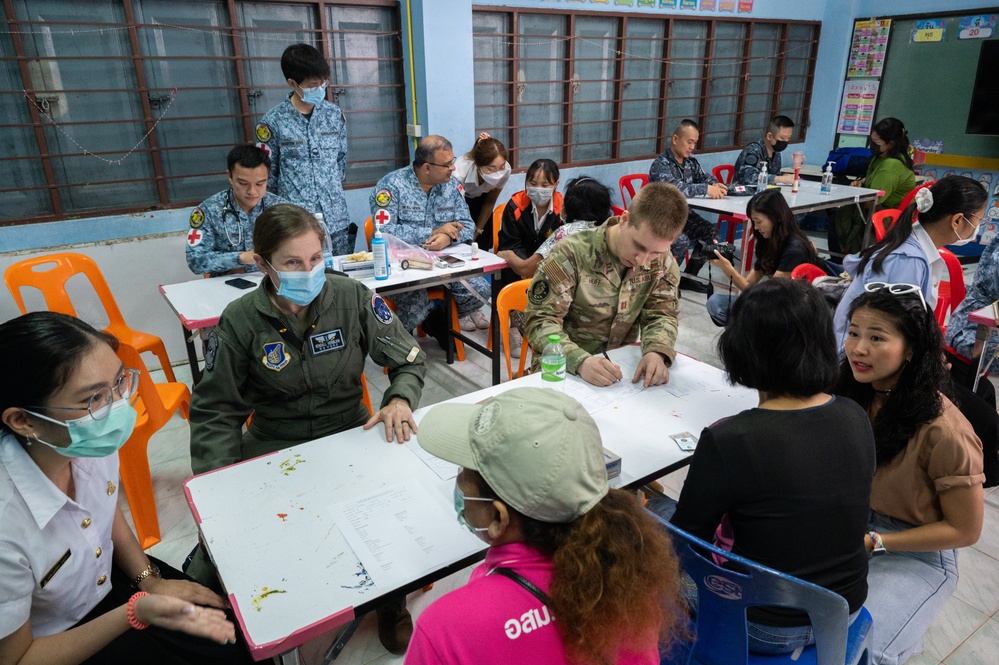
[820,162,834,195]
[757,163,769,193]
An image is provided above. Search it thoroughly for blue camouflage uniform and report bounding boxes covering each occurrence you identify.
[948,232,999,372]
[649,149,719,262]
[369,166,492,332]
[255,95,351,255]
[185,189,289,276]
[733,139,783,186]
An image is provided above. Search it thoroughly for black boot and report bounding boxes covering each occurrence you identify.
[421,305,455,353]
[679,258,710,294]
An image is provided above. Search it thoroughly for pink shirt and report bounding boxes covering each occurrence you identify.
[405,542,658,665]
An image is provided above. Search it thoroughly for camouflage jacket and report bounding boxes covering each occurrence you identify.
[733,139,783,186]
[524,219,680,374]
[368,167,473,246]
[185,189,288,276]
[648,149,717,198]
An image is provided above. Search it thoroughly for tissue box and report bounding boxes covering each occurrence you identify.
[604,448,621,480]
[334,255,374,278]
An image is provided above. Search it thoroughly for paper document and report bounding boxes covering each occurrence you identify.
[663,373,720,398]
[404,438,459,480]
[563,379,647,414]
[328,481,481,589]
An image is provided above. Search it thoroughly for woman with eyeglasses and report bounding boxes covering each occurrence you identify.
[837,286,984,665]
[0,312,250,665]
[453,133,511,251]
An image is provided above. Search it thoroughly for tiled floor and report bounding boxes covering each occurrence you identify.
[130,248,999,665]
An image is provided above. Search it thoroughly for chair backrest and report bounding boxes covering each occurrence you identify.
[492,202,507,252]
[790,263,828,283]
[611,205,626,217]
[619,173,649,208]
[496,279,531,380]
[651,514,852,665]
[4,252,128,327]
[871,208,901,242]
[897,179,936,212]
[364,216,374,250]
[712,164,735,185]
[936,247,966,329]
[115,342,173,430]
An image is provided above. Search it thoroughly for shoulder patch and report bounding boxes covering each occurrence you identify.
[204,329,218,371]
[374,189,392,208]
[262,342,290,371]
[456,182,464,196]
[187,227,203,247]
[528,278,552,305]
[255,123,273,143]
[744,152,758,166]
[190,207,205,229]
[257,142,272,157]
[541,259,571,288]
[371,294,394,324]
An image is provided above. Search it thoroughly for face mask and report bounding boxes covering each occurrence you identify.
[772,140,789,152]
[298,83,326,106]
[454,484,492,537]
[24,399,137,458]
[953,216,979,247]
[270,261,325,306]
[527,186,554,207]
[480,164,510,187]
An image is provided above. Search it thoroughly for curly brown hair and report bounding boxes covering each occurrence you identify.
[470,472,687,664]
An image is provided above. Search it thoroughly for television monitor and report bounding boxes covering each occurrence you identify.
[967,40,999,136]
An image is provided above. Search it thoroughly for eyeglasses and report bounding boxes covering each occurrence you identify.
[480,162,509,175]
[27,369,140,421]
[864,282,927,312]
[427,158,456,169]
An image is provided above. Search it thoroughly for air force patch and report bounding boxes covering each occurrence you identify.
[262,342,291,371]
[372,294,393,324]
[255,123,273,143]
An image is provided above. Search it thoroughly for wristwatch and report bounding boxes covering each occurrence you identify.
[131,562,161,588]
[868,530,887,557]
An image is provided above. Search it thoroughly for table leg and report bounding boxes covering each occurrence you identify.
[490,274,501,386]
[321,616,365,663]
[972,323,992,393]
[278,648,303,665]
[443,285,455,365]
[860,198,878,249]
[184,325,203,385]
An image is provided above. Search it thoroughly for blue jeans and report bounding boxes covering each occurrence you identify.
[705,293,735,327]
[865,511,959,665]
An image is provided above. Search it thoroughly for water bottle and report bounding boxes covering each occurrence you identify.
[316,213,335,271]
[756,162,769,193]
[372,225,390,280]
[540,334,566,389]
[820,161,834,195]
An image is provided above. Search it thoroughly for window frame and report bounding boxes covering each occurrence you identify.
[0,0,406,226]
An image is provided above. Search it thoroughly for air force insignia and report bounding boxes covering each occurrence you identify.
[371,294,393,324]
[255,123,273,143]
[190,207,205,228]
[374,189,392,207]
[262,342,291,371]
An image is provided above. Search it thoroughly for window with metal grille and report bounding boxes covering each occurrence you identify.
[472,7,819,170]
[0,0,407,225]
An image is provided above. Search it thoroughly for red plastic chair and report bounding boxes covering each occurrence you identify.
[898,180,936,212]
[711,164,735,185]
[790,263,828,283]
[611,205,626,216]
[619,174,649,208]
[871,209,901,242]
[4,253,177,382]
[710,164,744,244]
[935,247,966,331]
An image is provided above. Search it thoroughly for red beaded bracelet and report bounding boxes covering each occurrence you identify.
[127,591,150,630]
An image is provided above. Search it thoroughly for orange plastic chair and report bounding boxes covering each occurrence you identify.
[936,247,966,331]
[360,372,373,416]
[619,174,649,208]
[897,180,936,212]
[115,343,190,550]
[364,217,465,361]
[711,164,735,185]
[790,263,828,283]
[5,253,177,383]
[496,279,531,381]
[491,203,507,254]
[871,208,901,242]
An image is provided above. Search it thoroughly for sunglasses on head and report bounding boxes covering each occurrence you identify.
[863,282,928,312]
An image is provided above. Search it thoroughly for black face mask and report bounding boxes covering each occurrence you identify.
[772,140,788,152]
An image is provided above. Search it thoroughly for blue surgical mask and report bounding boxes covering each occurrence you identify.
[299,83,327,106]
[24,399,137,458]
[269,261,325,306]
[453,484,492,536]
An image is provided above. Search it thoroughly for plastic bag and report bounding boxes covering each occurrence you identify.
[382,233,441,271]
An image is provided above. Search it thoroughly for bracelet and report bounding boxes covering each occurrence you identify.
[127,592,150,630]
[868,530,886,554]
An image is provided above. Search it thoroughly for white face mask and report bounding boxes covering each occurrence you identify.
[527,186,554,207]
[953,215,979,247]
[480,163,510,187]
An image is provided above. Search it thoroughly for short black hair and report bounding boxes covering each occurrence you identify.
[719,279,839,397]
[767,115,795,135]
[672,119,699,136]
[563,176,612,225]
[227,144,271,173]
[413,135,453,167]
[526,159,559,185]
[280,43,330,83]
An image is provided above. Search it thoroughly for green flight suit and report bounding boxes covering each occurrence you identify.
[524,220,680,375]
[190,274,426,475]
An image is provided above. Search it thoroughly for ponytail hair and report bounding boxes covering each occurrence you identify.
[872,117,912,170]
[857,175,988,274]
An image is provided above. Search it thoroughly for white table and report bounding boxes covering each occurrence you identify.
[159,250,508,384]
[780,164,930,184]
[184,345,757,662]
[968,303,997,391]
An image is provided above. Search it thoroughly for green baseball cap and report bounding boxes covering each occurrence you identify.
[417,387,609,523]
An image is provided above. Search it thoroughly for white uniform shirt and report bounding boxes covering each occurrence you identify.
[453,155,510,199]
[0,431,119,638]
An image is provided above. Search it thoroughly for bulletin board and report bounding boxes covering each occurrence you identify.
[855,9,999,158]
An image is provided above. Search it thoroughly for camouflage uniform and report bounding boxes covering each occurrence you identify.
[369,166,492,332]
[733,139,783,186]
[185,189,288,276]
[255,95,351,255]
[649,149,719,262]
[189,274,427,475]
[948,231,999,372]
[524,219,680,374]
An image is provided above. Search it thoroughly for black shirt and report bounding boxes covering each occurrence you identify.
[672,396,875,626]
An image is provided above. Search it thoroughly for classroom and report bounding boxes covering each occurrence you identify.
[1,0,999,664]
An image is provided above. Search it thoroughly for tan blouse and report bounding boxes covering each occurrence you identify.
[871,395,984,525]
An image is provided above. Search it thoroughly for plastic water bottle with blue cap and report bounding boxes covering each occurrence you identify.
[317,213,335,271]
[541,334,566,389]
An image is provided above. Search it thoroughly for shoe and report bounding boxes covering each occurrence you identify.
[509,326,523,359]
[421,307,454,353]
[376,600,413,654]
[459,315,476,332]
[679,275,710,294]
[471,309,490,330]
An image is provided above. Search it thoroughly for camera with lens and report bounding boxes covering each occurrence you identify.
[691,239,737,264]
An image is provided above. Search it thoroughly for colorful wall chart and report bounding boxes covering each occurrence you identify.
[847,19,891,78]
[719,0,735,11]
[700,0,717,10]
[738,0,754,12]
[911,19,946,43]
[837,80,880,135]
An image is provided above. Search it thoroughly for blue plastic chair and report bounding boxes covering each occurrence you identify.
[652,514,873,665]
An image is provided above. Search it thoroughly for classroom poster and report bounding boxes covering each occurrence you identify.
[658,0,678,8]
[615,0,634,6]
[700,0,717,10]
[718,0,735,11]
[959,15,997,40]
[738,0,753,12]
[680,0,697,9]
[911,19,946,43]
[837,80,880,135]
[847,19,891,78]
[636,0,656,7]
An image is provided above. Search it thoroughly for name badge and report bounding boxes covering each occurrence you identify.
[309,329,345,356]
